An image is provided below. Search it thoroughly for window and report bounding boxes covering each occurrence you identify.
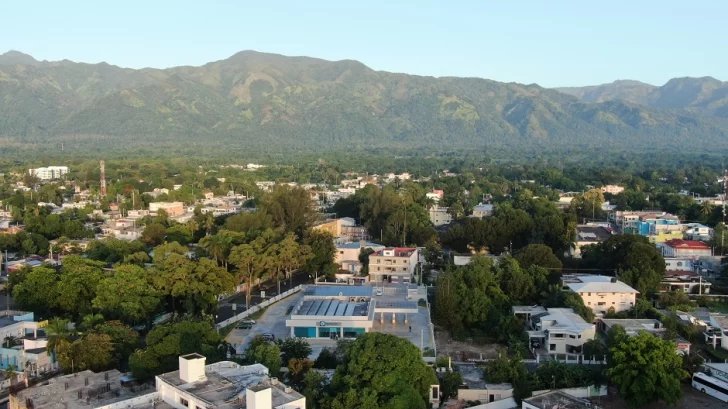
[588,302,591,305]
[180,397,189,407]
[550,344,556,351]
[588,292,591,296]
[677,262,683,267]
[339,251,344,254]
[552,333,564,338]
[598,302,606,306]
[612,302,615,305]
[569,335,576,339]
[578,334,582,339]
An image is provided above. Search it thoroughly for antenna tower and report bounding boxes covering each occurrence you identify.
[100,160,107,197]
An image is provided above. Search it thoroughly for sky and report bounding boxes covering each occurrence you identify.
[1,0,726,87]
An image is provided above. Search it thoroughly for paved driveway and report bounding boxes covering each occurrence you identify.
[226,293,302,354]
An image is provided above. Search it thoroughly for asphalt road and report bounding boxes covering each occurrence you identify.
[216,270,311,323]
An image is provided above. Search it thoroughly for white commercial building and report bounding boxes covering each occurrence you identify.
[28,166,69,180]
[562,275,639,314]
[285,286,418,340]
[368,247,419,283]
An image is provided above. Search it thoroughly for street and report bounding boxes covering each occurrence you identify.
[216,270,311,323]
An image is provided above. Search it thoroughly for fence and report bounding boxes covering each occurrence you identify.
[216,285,303,329]
[531,385,608,398]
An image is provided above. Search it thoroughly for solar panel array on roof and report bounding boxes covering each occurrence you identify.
[296,299,369,316]
[304,286,371,297]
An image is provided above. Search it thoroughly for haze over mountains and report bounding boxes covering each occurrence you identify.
[1,49,728,155]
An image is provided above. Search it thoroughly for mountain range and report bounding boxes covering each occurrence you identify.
[556,77,728,117]
[1,49,728,156]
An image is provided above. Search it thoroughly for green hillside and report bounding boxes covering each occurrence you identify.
[2,50,728,156]
[557,77,728,118]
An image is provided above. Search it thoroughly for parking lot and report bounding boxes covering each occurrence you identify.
[226,293,302,355]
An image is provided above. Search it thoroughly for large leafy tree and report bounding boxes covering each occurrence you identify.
[56,256,105,315]
[12,266,59,314]
[262,186,317,237]
[129,319,227,379]
[330,332,437,409]
[303,230,337,279]
[514,244,562,270]
[93,265,161,324]
[57,333,114,373]
[607,331,688,407]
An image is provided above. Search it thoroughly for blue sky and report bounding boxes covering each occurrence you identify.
[1,0,725,87]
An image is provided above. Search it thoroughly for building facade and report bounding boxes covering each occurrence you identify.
[368,247,419,283]
[562,275,639,314]
[428,206,452,226]
[528,308,596,356]
[28,166,69,180]
[661,239,712,258]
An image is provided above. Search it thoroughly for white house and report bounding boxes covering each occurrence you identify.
[562,275,639,314]
[528,308,596,357]
[661,239,712,258]
[471,204,494,218]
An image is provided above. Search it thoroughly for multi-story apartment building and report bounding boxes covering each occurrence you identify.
[368,247,419,284]
[428,205,452,226]
[562,275,639,314]
[28,166,69,180]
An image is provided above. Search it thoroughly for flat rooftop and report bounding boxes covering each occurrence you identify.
[512,306,547,314]
[158,361,302,409]
[12,369,154,409]
[303,285,372,297]
[374,300,419,313]
[600,318,661,335]
[524,390,591,408]
[295,299,369,317]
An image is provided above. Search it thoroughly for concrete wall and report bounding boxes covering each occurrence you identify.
[531,385,608,398]
[216,285,303,329]
[466,397,518,409]
[458,388,513,402]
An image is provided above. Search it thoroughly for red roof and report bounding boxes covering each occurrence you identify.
[664,239,710,249]
[664,270,698,277]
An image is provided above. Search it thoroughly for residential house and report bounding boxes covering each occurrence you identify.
[455,364,513,404]
[661,239,712,258]
[471,203,494,218]
[527,308,596,358]
[0,311,55,374]
[598,318,691,355]
[683,223,713,241]
[425,190,444,203]
[660,270,710,294]
[428,205,452,226]
[665,257,697,272]
[561,275,639,314]
[368,247,419,284]
[149,201,185,217]
[335,241,385,275]
[600,185,625,195]
[568,225,615,258]
[705,314,728,350]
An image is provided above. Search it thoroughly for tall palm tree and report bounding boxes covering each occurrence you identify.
[79,313,104,332]
[186,219,200,235]
[203,214,215,236]
[45,318,74,360]
[200,234,233,269]
[700,201,713,218]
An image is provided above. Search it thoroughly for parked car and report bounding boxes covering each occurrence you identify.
[236,322,253,329]
[240,318,256,325]
[261,333,275,341]
[375,288,383,296]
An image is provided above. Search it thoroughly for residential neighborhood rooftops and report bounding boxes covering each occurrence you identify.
[600,318,662,336]
[512,306,547,315]
[373,247,417,257]
[523,390,592,408]
[563,275,639,294]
